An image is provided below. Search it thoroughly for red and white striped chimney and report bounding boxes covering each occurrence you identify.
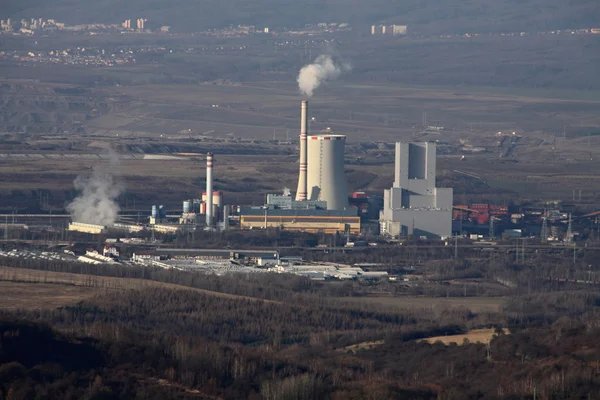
[295,100,308,201]
[206,152,213,226]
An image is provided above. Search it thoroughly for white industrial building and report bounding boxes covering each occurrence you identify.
[379,141,453,239]
[267,188,326,210]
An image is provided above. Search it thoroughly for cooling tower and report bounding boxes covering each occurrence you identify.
[295,100,308,201]
[306,135,349,210]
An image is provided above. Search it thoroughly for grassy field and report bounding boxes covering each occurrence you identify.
[0,281,102,310]
[0,266,271,310]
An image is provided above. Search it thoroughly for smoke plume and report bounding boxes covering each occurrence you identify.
[297,55,351,97]
[67,153,123,226]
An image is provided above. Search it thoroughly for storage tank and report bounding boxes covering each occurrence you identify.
[213,191,222,207]
[151,205,158,218]
[183,200,191,213]
[192,199,201,213]
[202,191,222,207]
[306,135,349,210]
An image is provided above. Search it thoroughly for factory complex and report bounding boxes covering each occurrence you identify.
[0,246,389,283]
[66,100,456,239]
[62,98,580,242]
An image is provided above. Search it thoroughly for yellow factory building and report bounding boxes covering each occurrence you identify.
[239,208,360,234]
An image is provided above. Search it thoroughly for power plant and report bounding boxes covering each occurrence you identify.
[240,100,357,234]
[379,141,453,239]
[294,101,349,210]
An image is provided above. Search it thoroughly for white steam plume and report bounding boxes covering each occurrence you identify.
[297,55,351,97]
[67,153,123,226]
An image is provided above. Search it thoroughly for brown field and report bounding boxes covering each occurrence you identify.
[342,296,506,313]
[419,328,508,345]
[0,281,102,310]
[0,266,271,310]
[2,77,600,209]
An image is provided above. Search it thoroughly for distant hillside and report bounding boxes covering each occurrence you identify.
[1,0,599,33]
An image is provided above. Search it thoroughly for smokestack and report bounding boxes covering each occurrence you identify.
[206,153,213,226]
[295,100,308,201]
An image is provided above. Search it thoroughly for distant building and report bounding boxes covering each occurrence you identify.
[132,251,161,262]
[379,142,453,239]
[371,24,407,36]
[392,25,407,35]
[136,18,145,31]
[160,25,170,32]
[264,27,269,33]
[0,18,13,32]
[122,19,131,29]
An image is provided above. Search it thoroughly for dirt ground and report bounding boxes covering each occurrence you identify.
[419,328,509,345]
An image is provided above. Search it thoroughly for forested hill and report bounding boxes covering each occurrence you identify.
[1,0,599,34]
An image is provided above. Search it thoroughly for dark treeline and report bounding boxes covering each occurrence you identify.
[3,240,600,398]
[4,284,600,399]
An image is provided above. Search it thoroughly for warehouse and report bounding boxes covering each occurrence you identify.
[239,207,360,234]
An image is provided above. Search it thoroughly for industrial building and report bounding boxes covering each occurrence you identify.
[68,222,107,234]
[379,141,453,239]
[239,207,360,234]
[267,188,326,210]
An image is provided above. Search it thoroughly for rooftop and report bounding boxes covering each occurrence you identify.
[239,207,357,217]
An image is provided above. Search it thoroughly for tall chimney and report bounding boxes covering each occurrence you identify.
[206,152,213,226]
[295,100,308,201]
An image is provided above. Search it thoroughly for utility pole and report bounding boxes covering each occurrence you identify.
[541,216,548,242]
[454,235,458,259]
[567,213,572,244]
